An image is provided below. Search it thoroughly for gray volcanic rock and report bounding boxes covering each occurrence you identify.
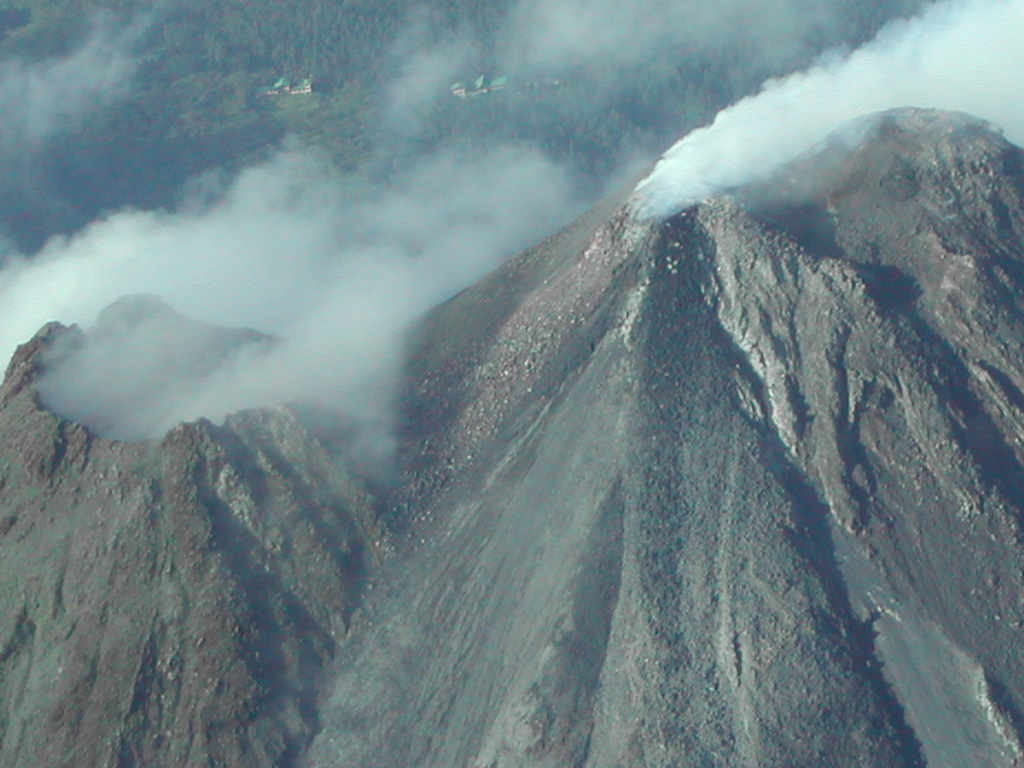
[0,322,380,768]
[307,109,1024,768]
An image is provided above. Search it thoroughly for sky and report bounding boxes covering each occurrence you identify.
[0,0,1021,455]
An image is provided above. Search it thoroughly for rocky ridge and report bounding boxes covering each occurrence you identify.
[0,320,378,768]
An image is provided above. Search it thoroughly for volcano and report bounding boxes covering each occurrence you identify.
[3,108,1024,768]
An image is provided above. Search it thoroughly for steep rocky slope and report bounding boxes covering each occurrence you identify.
[0,319,379,767]
[308,108,1024,768]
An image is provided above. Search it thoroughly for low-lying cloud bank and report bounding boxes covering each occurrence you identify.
[636,0,1024,215]
[1,145,581,446]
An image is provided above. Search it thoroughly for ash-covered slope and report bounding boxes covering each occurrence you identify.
[309,108,1024,768]
[0,318,380,767]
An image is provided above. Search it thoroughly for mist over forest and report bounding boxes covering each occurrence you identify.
[0,0,923,251]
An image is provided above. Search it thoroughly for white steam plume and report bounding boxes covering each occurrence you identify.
[636,0,1024,216]
[0,144,582,447]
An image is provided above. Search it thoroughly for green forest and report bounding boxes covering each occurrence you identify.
[0,0,923,250]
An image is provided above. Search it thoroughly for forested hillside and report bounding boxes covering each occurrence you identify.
[0,0,922,250]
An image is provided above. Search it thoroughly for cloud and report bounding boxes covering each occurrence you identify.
[636,0,1024,216]
[0,17,141,245]
[0,21,136,156]
[2,143,583,449]
[499,0,851,73]
[36,294,274,441]
[383,13,480,136]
